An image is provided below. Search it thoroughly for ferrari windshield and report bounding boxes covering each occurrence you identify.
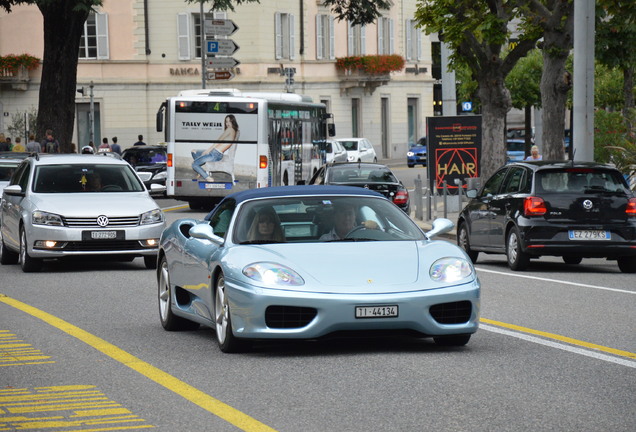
[33,164,145,193]
[233,195,424,244]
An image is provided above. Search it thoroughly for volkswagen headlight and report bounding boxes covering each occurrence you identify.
[243,262,304,287]
[140,208,164,225]
[32,210,63,226]
[430,257,473,283]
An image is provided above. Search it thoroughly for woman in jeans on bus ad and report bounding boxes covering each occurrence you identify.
[191,114,240,182]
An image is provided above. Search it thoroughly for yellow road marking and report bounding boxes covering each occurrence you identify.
[0,295,277,432]
[161,205,189,212]
[481,318,636,359]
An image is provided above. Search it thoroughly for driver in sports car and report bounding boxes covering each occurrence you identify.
[319,202,379,240]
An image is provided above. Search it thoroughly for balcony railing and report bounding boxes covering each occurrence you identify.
[0,65,30,90]
[337,69,391,95]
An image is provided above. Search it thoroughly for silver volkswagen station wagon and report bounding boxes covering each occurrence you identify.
[0,154,166,272]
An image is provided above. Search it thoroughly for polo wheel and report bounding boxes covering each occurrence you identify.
[19,228,42,272]
[506,227,529,271]
[144,255,158,269]
[562,256,582,265]
[457,223,479,263]
[617,256,636,273]
[434,334,471,347]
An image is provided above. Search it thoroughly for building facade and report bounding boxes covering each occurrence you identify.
[0,0,435,158]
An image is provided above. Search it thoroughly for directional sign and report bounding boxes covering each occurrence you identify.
[204,19,239,37]
[207,70,235,81]
[206,39,240,56]
[207,57,240,69]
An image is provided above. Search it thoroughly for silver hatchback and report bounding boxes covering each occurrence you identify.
[0,154,166,272]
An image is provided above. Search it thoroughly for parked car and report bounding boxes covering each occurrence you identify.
[0,158,21,193]
[457,161,636,272]
[407,136,427,167]
[121,145,167,193]
[323,139,348,163]
[334,138,377,162]
[157,185,479,352]
[0,154,166,272]
[308,162,410,213]
[506,139,526,163]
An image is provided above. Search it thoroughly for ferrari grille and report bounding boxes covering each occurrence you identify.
[429,301,472,324]
[265,306,317,329]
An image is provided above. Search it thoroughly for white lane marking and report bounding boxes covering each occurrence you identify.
[476,267,635,295]
[481,324,636,369]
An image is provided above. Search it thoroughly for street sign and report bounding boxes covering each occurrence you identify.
[204,19,239,37]
[206,57,240,69]
[462,101,473,112]
[207,70,235,81]
[206,39,240,56]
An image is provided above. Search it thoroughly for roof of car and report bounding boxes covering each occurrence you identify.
[507,161,618,171]
[324,161,389,169]
[25,154,129,165]
[122,145,167,152]
[225,185,386,204]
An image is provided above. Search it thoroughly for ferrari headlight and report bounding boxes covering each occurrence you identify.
[32,210,63,226]
[243,262,304,287]
[140,208,164,225]
[430,257,473,283]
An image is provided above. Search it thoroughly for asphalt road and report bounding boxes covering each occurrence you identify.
[1,196,634,432]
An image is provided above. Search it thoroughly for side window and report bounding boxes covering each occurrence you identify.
[501,168,525,194]
[481,169,508,196]
[208,199,236,239]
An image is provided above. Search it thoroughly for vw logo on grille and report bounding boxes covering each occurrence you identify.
[582,199,593,210]
[96,215,110,227]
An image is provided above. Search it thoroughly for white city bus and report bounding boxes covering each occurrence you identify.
[156,89,335,209]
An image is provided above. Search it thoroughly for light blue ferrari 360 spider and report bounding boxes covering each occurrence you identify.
[157,185,480,352]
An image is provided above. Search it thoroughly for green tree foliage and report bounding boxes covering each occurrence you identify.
[322,0,392,26]
[415,1,539,178]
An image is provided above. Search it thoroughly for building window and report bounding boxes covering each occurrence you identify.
[275,12,295,60]
[378,17,393,55]
[178,11,227,61]
[405,19,422,61]
[79,12,109,59]
[316,14,334,60]
[347,23,366,56]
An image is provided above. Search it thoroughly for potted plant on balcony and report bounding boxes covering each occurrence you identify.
[0,54,41,77]
[335,54,405,76]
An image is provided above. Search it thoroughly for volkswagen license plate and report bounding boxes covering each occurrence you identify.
[568,230,611,240]
[91,231,117,239]
[355,305,398,319]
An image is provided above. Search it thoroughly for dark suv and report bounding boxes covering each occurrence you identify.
[121,145,167,193]
[457,161,636,272]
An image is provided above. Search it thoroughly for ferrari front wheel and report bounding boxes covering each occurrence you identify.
[214,272,247,353]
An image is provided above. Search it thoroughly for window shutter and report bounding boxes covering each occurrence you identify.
[360,25,366,55]
[96,13,109,59]
[177,13,191,60]
[389,19,394,54]
[329,16,335,59]
[405,19,412,61]
[275,13,282,60]
[417,29,422,61]
[289,14,295,60]
[316,15,323,59]
[348,22,353,55]
[378,19,384,55]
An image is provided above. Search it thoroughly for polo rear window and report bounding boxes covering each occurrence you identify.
[536,168,629,193]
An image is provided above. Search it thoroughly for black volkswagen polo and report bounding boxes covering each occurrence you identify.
[457,161,636,272]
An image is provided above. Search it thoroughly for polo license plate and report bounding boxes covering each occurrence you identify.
[355,305,398,319]
[568,230,611,240]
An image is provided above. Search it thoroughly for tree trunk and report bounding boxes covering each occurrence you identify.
[623,67,634,117]
[477,74,511,179]
[538,2,574,162]
[36,2,90,153]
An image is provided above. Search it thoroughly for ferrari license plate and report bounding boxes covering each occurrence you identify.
[568,230,611,240]
[355,305,398,319]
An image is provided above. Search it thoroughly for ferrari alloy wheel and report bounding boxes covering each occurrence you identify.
[457,223,479,263]
[158,256,199,331]
[506,227,529,271]
[214,272,246,353]
[19,228,42,272]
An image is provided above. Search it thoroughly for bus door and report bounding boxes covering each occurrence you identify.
[268,119,282,186]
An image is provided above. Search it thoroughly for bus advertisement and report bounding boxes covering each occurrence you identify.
[157,89,334,209]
